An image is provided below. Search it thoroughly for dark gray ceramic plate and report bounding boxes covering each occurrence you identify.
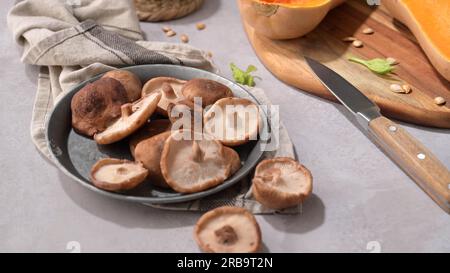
[46,65,269,204]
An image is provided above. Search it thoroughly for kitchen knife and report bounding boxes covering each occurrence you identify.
[305,57,450,213]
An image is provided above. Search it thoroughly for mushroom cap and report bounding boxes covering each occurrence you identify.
[252,157,313,210]
[134,131,171,188]
[181,78,233,107]
[71,77,129,137]
[94,92,162,145]
[160,130,231,193]
[204,97,260,146]
[102,70,142,102]
[194,206,262,253]
[223,147,241,175]
[167,99,203,131]
[141,77,186,116]
[129,119,172,157]
[90,158,148,192]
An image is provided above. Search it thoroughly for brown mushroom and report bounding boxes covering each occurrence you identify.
[181,78,233,107]
[71,78,129,137]
[102,70,142,102]
[141,77,186,116]
[194,206,261,253]
[90,158,148,192]
[252,157,313,210]
[134,131,171,188]
[223,147,241,175]
[167,99,203,131]
[204,97,260,146]
[94,92,161,145]
[129,119,172,157]
[160,130,231,193]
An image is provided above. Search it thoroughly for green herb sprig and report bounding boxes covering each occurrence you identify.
[230,63,258,87]
[348,56,395,75]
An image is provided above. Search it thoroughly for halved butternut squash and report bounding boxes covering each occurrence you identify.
[238,0,345,40]
[382,0,450,81]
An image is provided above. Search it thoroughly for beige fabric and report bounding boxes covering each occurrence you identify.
[8,0,214,158]
[7,0,298,214]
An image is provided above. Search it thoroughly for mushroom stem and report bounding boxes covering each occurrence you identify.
[191,141,205,162]
[161,83,176,99]
[215,225,238,245]
[260,168,282,184]
[121,103,133,118]
[116,167,128,175]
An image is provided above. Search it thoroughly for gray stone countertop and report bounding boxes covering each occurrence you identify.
[0,0,449,252]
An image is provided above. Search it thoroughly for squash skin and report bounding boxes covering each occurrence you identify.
[238,0,345,40]
[382,0,450,81]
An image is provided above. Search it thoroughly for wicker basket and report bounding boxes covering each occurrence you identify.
[134,0,204,22]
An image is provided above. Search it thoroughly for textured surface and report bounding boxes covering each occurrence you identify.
[0,0,449,252]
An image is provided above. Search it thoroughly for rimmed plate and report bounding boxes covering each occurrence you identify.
[46,65,269,204]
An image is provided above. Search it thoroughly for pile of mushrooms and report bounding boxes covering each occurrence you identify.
[71,70,315,253]
[71,72,247,192]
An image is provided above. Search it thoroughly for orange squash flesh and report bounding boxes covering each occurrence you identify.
[383,0,450,81]
[401,0,450,60]
[255,0,330,8]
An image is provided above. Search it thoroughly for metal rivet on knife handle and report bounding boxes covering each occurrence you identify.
[389,125,397,132]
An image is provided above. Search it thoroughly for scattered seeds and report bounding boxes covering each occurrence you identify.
[363,27,374,34]
[402,84,412,94]
[386,57,398,65]
[162,26,171,33]
[207,51,213,58]
[352,40,364,48]
[342,37,357,42]
[166,30,176,37]
[196,23,206,30]
[434,96,446,106]
[181,34,189,43]
[390,84,404,93]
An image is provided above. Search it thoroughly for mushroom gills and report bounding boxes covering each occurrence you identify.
[204,97,260,146]
[93,162,146,184]
[94,92,162,145]
[195,207,261,253]
[160,130,231,193]
[141,77,187,116]
[90,158,148,192]
[252,157,313,210]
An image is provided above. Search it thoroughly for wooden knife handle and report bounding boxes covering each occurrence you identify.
[369,117,450,213]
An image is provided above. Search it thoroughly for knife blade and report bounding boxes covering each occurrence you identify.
[305,57,450,213]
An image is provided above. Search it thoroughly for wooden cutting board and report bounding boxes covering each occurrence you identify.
[240,0,450,128]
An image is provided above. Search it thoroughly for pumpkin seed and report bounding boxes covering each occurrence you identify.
[207,51,213,58]
[196,23,206,30]
[402,84,412,94]
[434,96,446,105]
[181,34,189,43]
[166,30,176,37]
[363,28,374,34]
[390,84,404,93]
[386,57,398,65]
[162,26,171,33]
[342,37,357,42]
[352,40,364,48]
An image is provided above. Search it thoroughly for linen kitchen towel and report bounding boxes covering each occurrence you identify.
[7,0,299,214]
